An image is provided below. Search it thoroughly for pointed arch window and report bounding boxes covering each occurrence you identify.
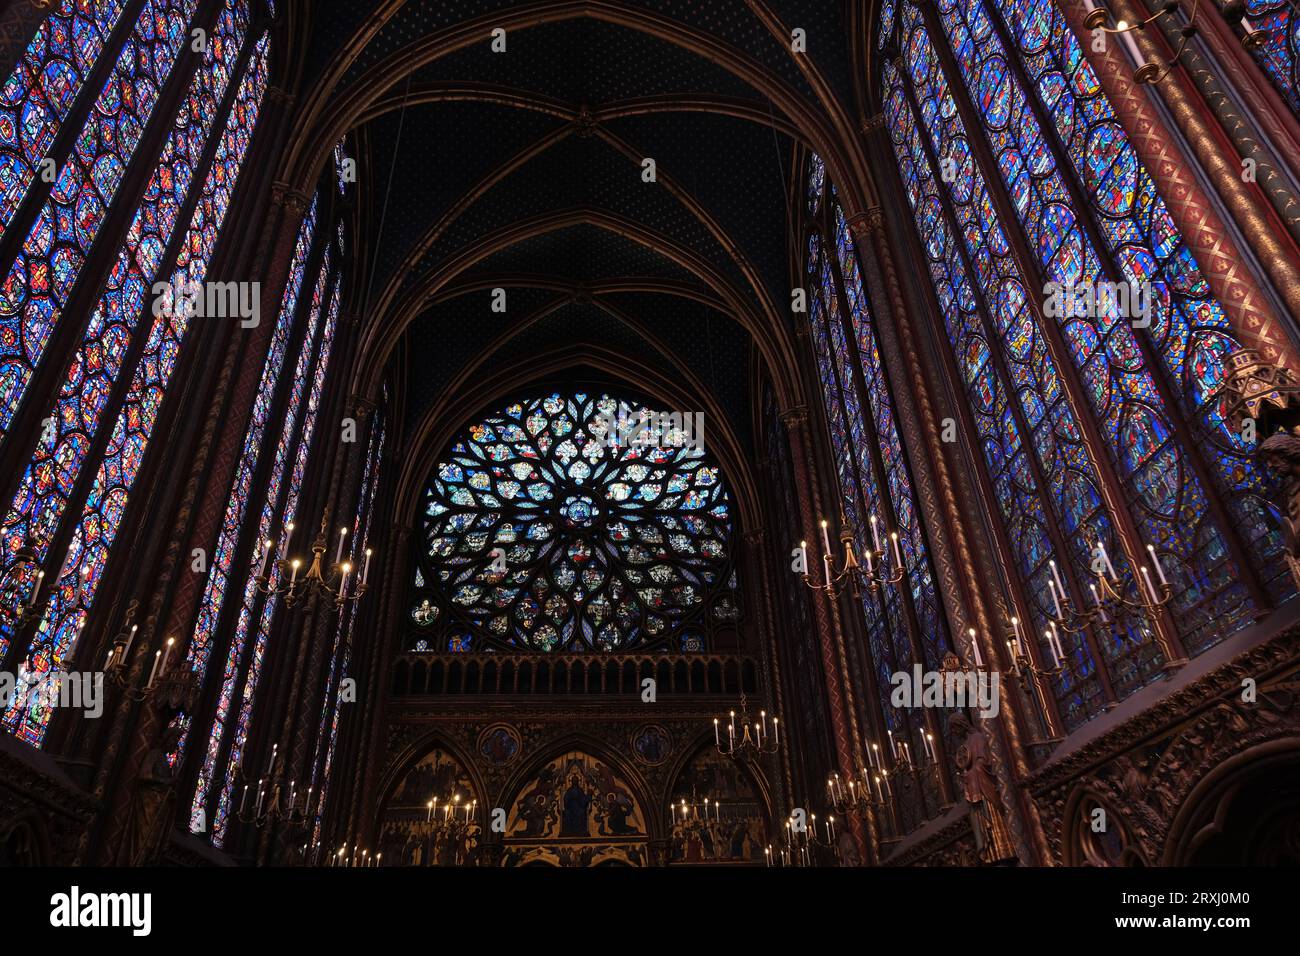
[879,0,1291,729]
[803,158,952,811]
[188,228,344,846]
[0,2,271,744]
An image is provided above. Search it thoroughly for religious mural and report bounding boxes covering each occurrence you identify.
[668,748,768,864]
[377,746,480,866]
[503,750,647,866]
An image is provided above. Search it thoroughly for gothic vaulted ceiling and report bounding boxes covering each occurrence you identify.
[282,0,874,463]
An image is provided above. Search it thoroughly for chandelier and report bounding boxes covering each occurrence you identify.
[1042,540,1172,640]
[254,514,372,608]
[713,693,779,756]
[801,510,904,598]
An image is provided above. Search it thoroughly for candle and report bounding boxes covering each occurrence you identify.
[871,742,879,767]
[339,563,351,597]
[27,569,44,608]
[819,519,831,555]
[968,627,982,668]
[870,514,882,552]
[1090,582,1108,623]
[239,785,249,814]
[363,548,373,585]
[713,718,720,747]
[266,744,278,777]
[146,650,161,688]
[1045,630,1060,670]
[1146,544,1168,587]
[925,732,936,761]
[123,624,137,659]
[1048,577,1064,618]
[1096,540,1117,581]
[760,710,767,740]
[891,532,904,569]
[105,644,117,668]
[887,728,897,758]
[160,637,174,676]
[256,786,265,815]
[290,559,300,585]
[1115,21,1148,72]
[1049,558,1066,595]
[1011,616,1023,646]
[729,710,735,736]
[1140,566,1159,605]
[280,521,295,553]
[772,717,779,745]
[257,538,272,578]
[335,526,348,565]
[1049,623,1065,665]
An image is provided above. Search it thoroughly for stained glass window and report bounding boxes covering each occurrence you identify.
[174,195,321,768]
[1,23,270,743]
[414,390,737,653]
[190,238,342,844]
[312,411,385,845]
[1228,0,1300,112]
[0,0,130,233]
[879,0,1289,727]
[804,163,950,813]
[0,0,201,439]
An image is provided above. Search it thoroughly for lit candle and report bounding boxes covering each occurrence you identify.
[1146,544,1167,587]
[820,519,831,555]
[147,650,161,688]
[760,710,767,740]
[1049,558,1066,596]
[729,710,735,736]
[1048,577,1064,618]
[968,627,982,668]
[870,514,882,552]
[924,732,936,761]
[290,559,300,585]
[1044,630,1060,670]
[104,644,116,668]
[713,717,720,747]
[1011,616,1023,648]
[160,637,174,676]
[772,717,779,745]
[335,526,348,565]
[1096,540,1117,581]
[257,538,273,578]
[1140,566,1159,606]
[363,548,373,585]
[1114,20,1149,73]
[1089,582,1108,623]
[890,532,904,569]
[239,785,249,814]
[871,742,879,767]
[1049,623,1065,665]
[887,728,897,758]
[123,624,137,659]
[828,816,836,841]
[339,563,351,596]
[280,521,295,553]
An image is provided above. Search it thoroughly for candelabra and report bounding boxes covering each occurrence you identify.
[101,602,196,706]
[1,538,93,635]
[801,510,904,598]
[1080,0,1259,85]
[233,746,318,829]
[254,515,372,608]
[712,693,779,756]
[1041,541,1172,647]
[768,809,836,867]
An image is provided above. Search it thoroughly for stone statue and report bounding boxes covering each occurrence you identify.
[949,714,1017,864]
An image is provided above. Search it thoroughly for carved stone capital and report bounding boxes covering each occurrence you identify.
[845,207,885,240]
[861,113,886,134]
[779,405,809,431]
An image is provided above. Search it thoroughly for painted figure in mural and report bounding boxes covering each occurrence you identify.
[562,773,592,836]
